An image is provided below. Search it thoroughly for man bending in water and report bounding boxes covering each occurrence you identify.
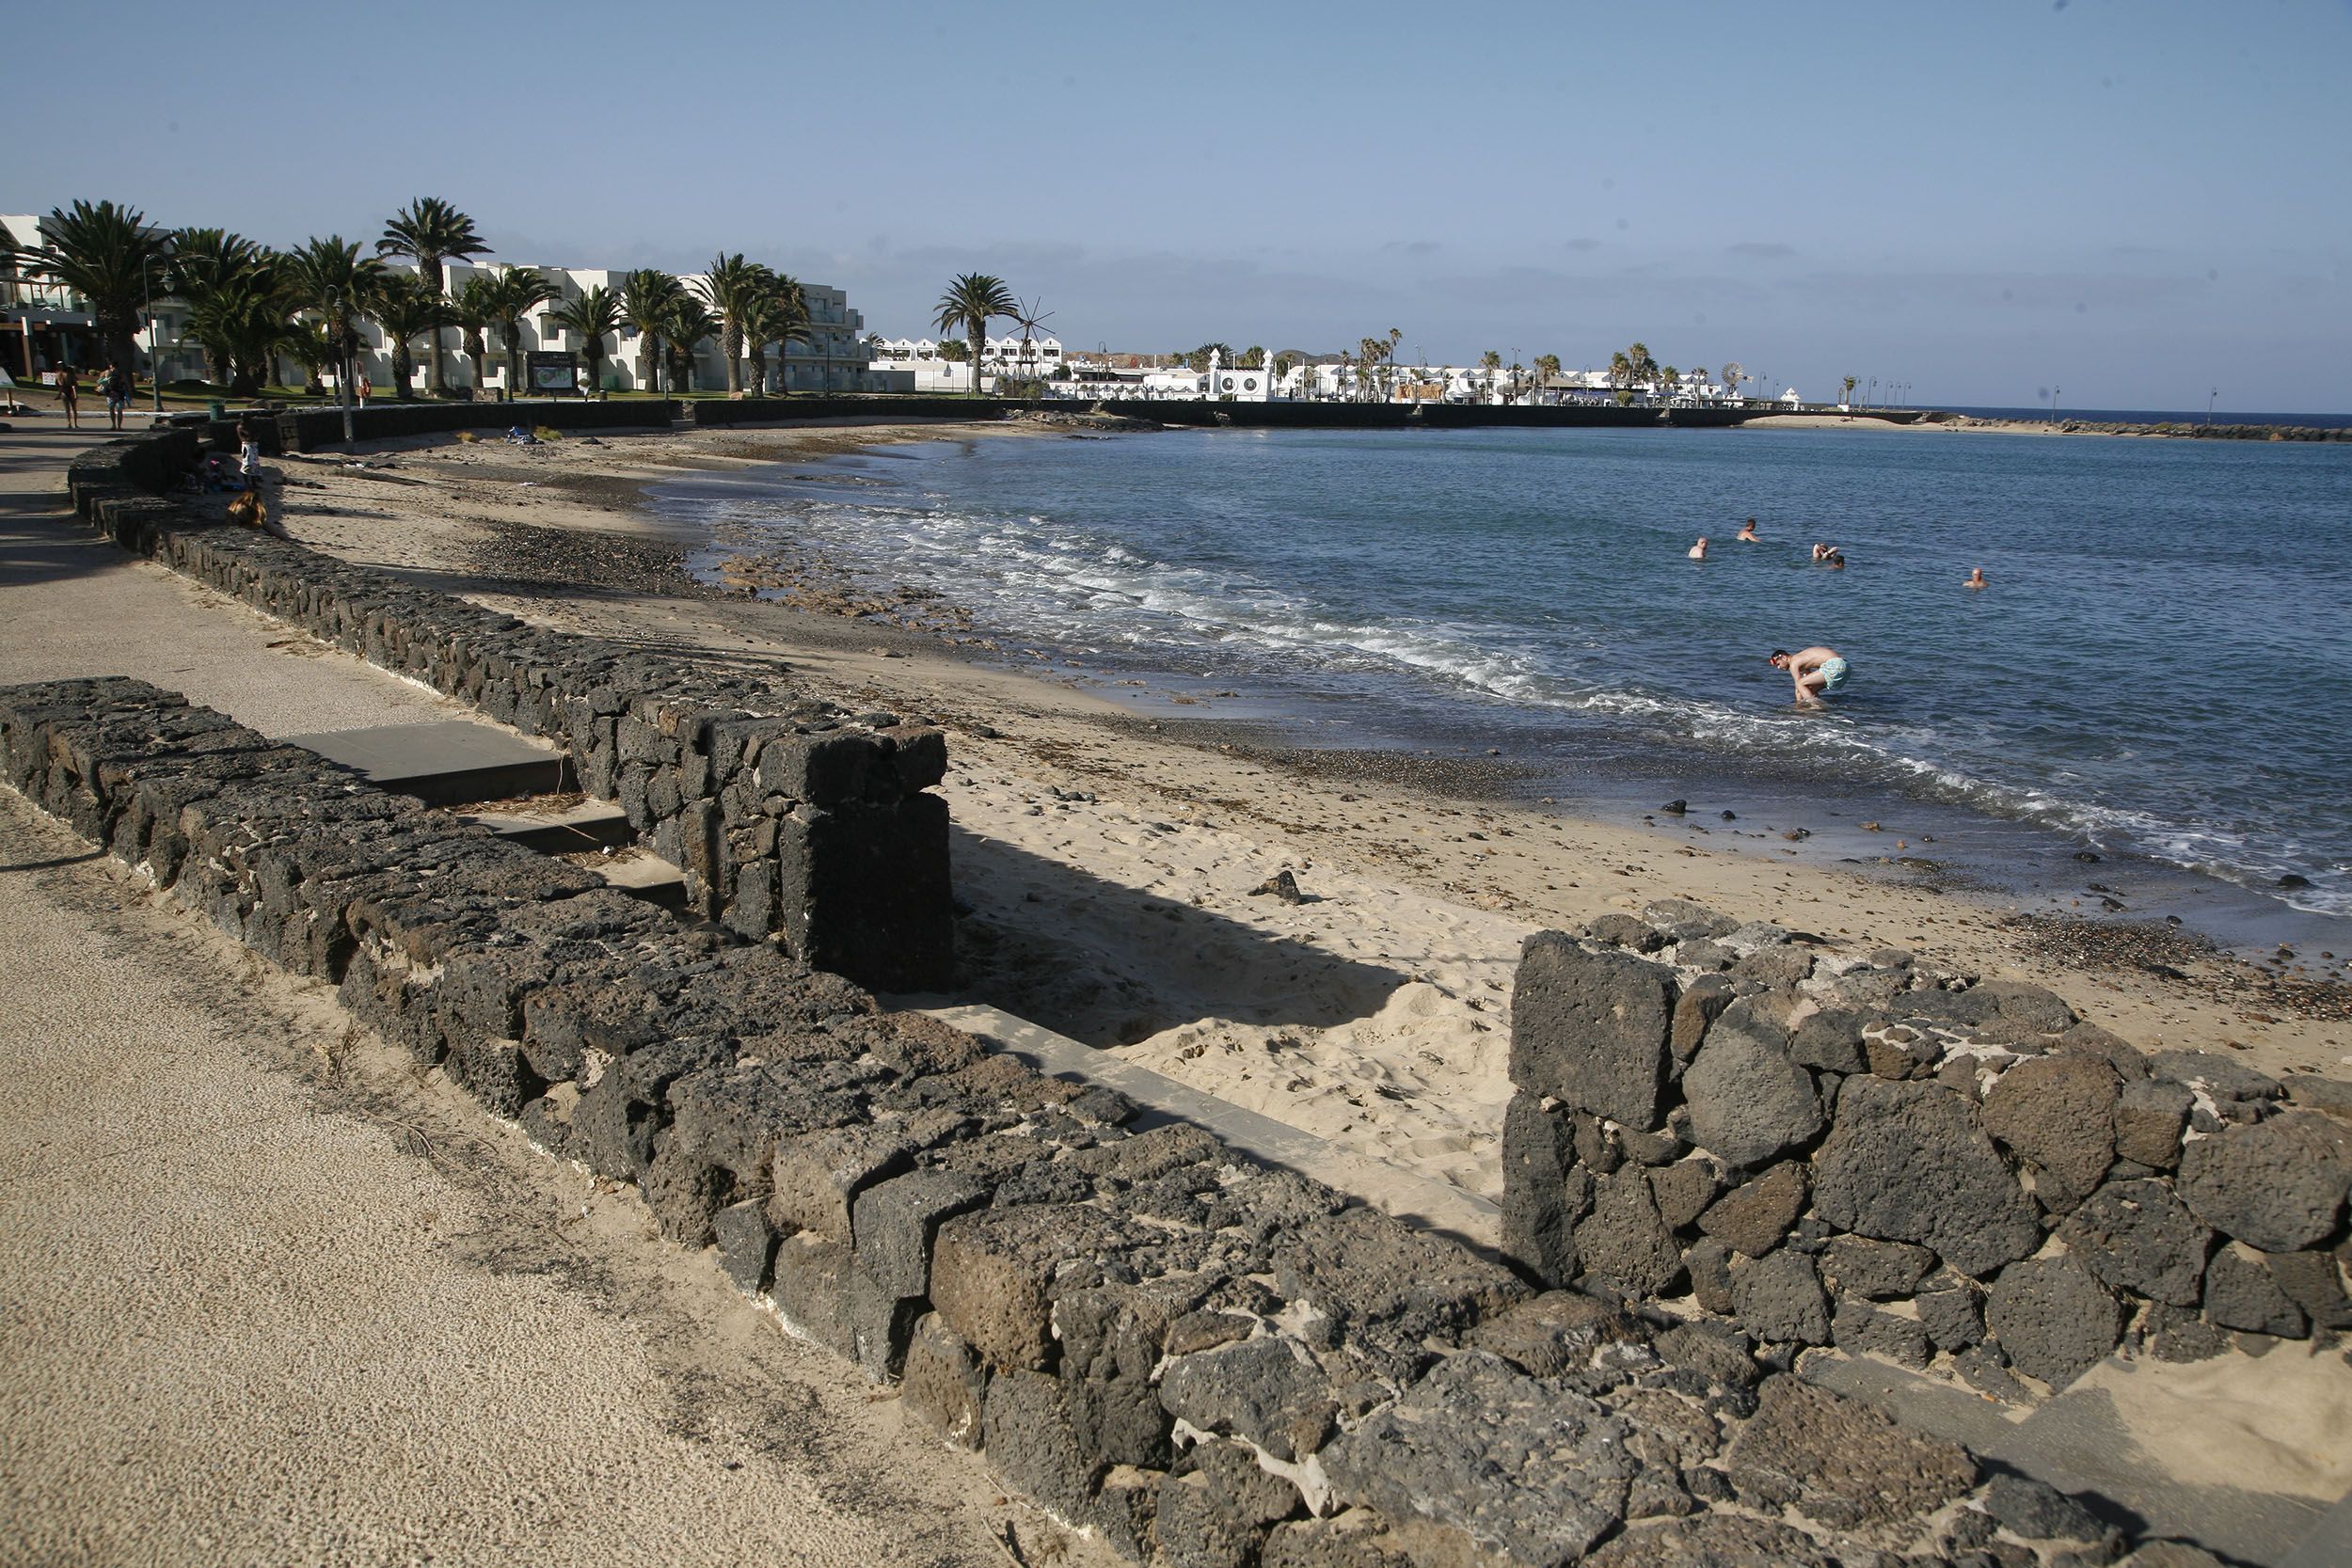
[1769,646,1851,708]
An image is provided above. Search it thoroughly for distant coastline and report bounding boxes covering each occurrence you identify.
[1752,408,2352,441]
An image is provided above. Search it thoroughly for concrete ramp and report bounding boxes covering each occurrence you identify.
[912,1001,1500,1254]
[282,720,571,806]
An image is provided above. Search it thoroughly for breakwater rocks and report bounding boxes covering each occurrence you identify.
[2,680,2219,1567]
[1504,903,2352,1402]
[65,429,950,992]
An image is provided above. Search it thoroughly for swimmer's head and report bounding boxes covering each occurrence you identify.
[1768,649,1790,667]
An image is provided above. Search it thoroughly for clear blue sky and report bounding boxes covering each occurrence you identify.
[19,0,2351,410]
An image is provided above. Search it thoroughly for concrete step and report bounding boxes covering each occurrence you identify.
[459,796,636,854]
[585,846,689,911]
[282,720,572,807]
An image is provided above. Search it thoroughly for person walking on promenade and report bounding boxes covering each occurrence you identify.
[56,365,80,429]
[101,362,130,430]
[1769,645,1851,708]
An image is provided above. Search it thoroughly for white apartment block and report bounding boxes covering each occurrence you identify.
[3,213,892,396]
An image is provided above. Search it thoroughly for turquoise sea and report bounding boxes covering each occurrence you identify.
[665,425,2352,952]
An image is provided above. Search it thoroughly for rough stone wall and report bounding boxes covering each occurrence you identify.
[1502,903,2352,1402]
[274,398,673,452]
[4,678,2212,1568]
[64,432,951,992]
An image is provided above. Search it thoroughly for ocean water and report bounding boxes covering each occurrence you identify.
[664,425,2352,939]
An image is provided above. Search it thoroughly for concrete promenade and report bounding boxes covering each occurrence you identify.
[0,419,1110,1566]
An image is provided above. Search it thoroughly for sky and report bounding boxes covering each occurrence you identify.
[17,0,2352,410]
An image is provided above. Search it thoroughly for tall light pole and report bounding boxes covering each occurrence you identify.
[328,287,355,450]
[2207,387,2217,427]
[2051,385,2060,423]
[143,240,167,414]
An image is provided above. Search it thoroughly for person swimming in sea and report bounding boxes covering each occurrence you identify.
[1688,536,1709,560]
[1810,542,1832,562]
[1823,548,1846,570]
[1769,645,1851,708]
[1736,517,1760,542]
[1965,567,1988,590]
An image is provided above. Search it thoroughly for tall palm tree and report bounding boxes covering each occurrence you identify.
[368,273,453,400]
[183,251,297,396]
[1479,349,1502,401]
[694,252,777,394]
[1609,350,1632,394]
[551,284,623,396]
[26,198,171,375]
[1841,374,1858,405]
[377,198,491,394]
[164,228,269,387]
[660,295,719,393]
[1534,353,1562,401]
[477,268,559,396]
[739,286,810,395]
[932,272,1017,395]
[1626,341,1660,399]
[623,268,684,392]
[1359,337,1386,402]
[287,236,389,400]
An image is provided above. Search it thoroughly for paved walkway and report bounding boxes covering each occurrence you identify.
[0,419,498,736]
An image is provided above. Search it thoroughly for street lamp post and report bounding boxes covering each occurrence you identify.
[328,287,355,450]
[2052,386,2061,424]
[2207,387,2217,428]
[143,244,167,415]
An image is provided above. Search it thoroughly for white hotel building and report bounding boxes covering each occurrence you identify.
[2,212,895,396]
[867,334,1065,393]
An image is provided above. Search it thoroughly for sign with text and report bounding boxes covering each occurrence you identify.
[526,351,578,394]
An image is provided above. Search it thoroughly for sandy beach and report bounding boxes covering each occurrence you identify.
[249,416,2351,1218]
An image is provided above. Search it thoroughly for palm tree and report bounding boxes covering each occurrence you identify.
[660,295,719,392]
[369,273,453,400]
[693,252,777,394]
[377,198,491,395]
[739,285,810,395]
[1661,366,1681,405]
[1479,349,1502,401]
[551,284,623,397]
[1359,337,1387,402]
[183,251,297,396]
[623,268,684,391]
[26,198,171,376]
[932,273,1017,394]
[279,318,336,395]
[1608,350,1631,395]
[1534,353,1562,402]
[1841,374,1858,406]
[287,236,389,402]
[162,229,270,386]
[477,267,559,396]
